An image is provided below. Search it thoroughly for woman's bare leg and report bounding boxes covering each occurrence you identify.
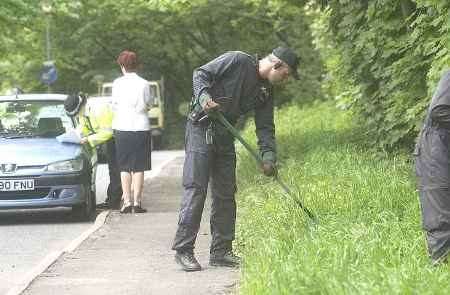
[132,171,144,207]
[120,171,132,209]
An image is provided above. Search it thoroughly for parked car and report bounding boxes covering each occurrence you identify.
[0,94,97,220]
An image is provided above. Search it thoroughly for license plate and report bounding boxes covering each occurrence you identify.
[0,179,35,191]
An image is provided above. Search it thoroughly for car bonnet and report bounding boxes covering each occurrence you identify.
[0,138,82,166]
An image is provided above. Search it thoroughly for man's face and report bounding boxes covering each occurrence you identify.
[267,62,291,84]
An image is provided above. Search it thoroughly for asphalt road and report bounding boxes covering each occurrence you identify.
[0,150,183,295]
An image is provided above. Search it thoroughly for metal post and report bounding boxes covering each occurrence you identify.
[41,0,53,93]
[45,17,51,93]
[45,17,51,60]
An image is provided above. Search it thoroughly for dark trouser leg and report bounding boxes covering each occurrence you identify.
[418,187,450,261]
[172,151,210,252]
[210,152,236,254]
[106,139,122,207]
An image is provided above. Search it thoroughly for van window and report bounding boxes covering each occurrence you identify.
[103,86,112,96]
[150,85,159,107]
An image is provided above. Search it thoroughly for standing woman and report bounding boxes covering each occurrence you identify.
[112,50,152,214]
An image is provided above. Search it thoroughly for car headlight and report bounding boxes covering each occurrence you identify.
[46,158,84,172]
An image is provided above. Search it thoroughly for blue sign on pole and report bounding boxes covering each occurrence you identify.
[40,61,57,85]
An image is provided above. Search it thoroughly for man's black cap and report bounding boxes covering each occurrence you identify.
[272,46,300,80]
[64,93,86,116]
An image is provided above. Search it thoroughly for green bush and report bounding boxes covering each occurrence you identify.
[308,0,450,150]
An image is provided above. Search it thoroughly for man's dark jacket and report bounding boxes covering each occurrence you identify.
[192,51,276,162]
[415,70,450,261]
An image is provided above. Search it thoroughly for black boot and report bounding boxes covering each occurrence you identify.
[120,205,132,214]
[209,250,240,267]
[109,200,121,210]
[96,202,110,209]
[133,206,147,213]
[175,251,202,272]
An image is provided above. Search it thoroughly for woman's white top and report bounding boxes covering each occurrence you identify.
[112,72,152,131]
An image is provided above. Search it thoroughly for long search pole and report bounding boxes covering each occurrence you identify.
[209,111,317,222]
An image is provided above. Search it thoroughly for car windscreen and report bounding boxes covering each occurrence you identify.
[0,100,72,138]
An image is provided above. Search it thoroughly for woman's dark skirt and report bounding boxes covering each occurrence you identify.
[114,130,151,172]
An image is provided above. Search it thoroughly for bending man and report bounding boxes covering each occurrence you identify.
[172,46,300,271]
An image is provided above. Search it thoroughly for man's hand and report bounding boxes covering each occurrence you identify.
[80,137,88,145]
[203,98,220,113]
[261,161,277,177]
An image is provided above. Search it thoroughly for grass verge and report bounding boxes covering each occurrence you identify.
[236,102,450,294]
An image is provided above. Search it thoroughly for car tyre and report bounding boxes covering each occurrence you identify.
[72,187,96,221]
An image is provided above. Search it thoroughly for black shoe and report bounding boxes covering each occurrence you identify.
[209,250,240,267]
[175,251,202,272]
[120,205,132,214]
[96,202,110,209]
[133,206,147,213]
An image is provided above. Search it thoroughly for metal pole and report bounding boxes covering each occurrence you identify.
[210,111,317,222]
[41,1,53,93]
[46,17,50,61]
[46,17,51,93]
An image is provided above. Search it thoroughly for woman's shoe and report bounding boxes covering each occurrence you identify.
[133,206,147,213]
[120,205,132,214]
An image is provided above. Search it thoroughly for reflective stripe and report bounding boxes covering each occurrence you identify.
[99,127,113,133]
[89,139,102,146]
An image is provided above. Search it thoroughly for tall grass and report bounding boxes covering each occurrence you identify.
[236,102,450,294]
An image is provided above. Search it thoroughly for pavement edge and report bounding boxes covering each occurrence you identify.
[7,151,184,295]
[6,210,111,295]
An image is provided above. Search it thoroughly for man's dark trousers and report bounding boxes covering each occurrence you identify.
[173,120,237,254]
[106,138,122,207]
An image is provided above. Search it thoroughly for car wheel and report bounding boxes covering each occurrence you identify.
[72,186,96,221]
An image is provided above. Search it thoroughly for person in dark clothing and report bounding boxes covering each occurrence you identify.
[172,47,300,271]
[102,141,123,209]
[415,70,450,266]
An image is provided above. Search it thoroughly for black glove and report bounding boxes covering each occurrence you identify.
[261,161,277,177]
[203,98,220,113]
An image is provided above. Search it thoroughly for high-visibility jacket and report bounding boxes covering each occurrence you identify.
[76,102,114,148]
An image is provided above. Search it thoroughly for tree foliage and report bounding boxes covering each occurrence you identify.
[309,0,450,149]
[0,0,42,91]
[7,0,448,150]
[1,0,323,105]
[1,0,324,147]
